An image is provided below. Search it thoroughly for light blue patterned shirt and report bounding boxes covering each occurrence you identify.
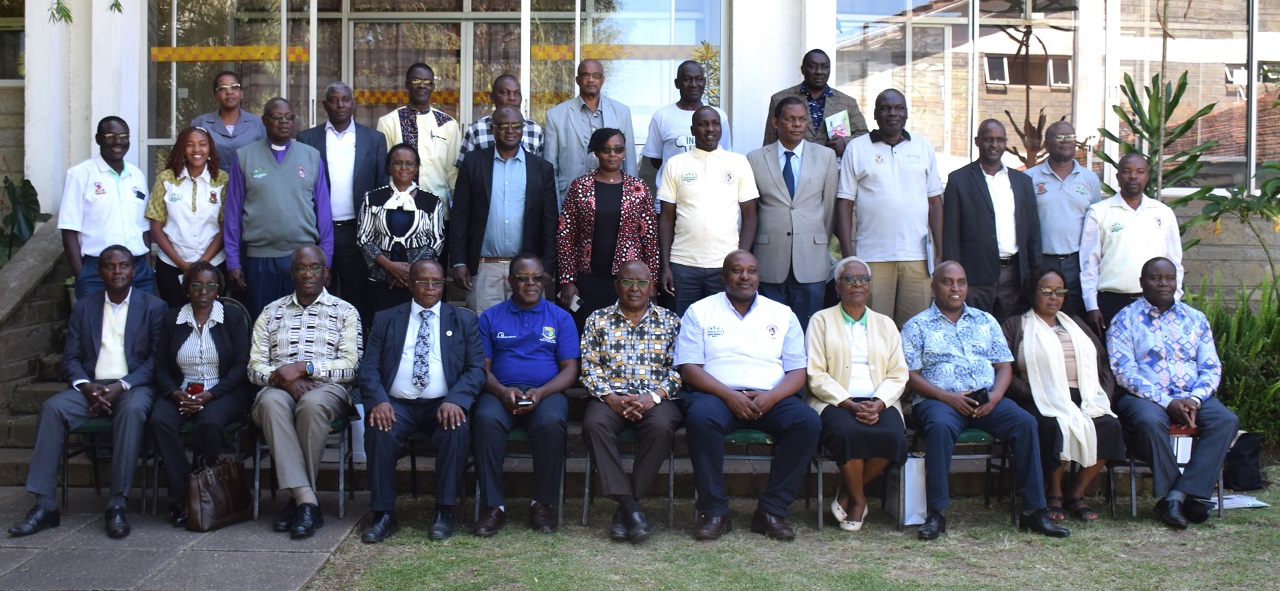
[901,303,1013,401]
[1107,297,1221,408]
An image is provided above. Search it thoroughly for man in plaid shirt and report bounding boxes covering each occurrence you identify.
[456,74,544,164]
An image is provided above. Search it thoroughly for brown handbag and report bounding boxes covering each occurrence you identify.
[186,459,252,532]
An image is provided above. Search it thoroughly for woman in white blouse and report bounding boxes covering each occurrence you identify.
[146,126,229,308]
[146,262,251,527]
[806,256,909,531]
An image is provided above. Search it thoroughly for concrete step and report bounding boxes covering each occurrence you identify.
[0,414,37,448]
[37,353,62,382]
[10,382,64,415]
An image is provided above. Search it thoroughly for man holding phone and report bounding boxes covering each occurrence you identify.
[472,255,580,536]
[901,261,1067,541]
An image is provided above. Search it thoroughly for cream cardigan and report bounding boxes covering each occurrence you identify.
[805,305,908,416]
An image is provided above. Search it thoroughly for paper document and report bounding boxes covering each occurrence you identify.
[825,110,851,139]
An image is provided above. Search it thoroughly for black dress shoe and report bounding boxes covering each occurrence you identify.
[7,506,60,537]
[361,511,399,544]
[608,507,628,542]
[1184,497,1211,524]
[474,506,506,537]
[749,510,796,541]
[625,509,653,544]
[428,509,454,540]
[105,507,131,539]
[290,503,324,539]
[1154,498,1189,529]
[693,514,732,541]
[1018,509,1071,538]
[529,501,557,534]
[918,510,946,540]
[274,498,298,532]
[168,499,189,528]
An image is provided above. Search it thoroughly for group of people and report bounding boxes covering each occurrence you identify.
[9,48,1237,545]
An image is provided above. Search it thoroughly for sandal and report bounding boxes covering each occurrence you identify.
[1066,497,1099,521]
[1045,495,1065,522]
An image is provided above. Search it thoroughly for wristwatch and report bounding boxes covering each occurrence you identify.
[650,392,662,405]
[305,361,314,376]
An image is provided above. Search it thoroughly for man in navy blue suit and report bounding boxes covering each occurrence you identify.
[8,245,166,539]
[358,258,486,542]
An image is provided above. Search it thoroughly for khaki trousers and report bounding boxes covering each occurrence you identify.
[466,260,514,314]
[867,260,933,328]
[251,383,352,490]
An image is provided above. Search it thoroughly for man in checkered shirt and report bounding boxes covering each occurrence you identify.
[455,74,544,164]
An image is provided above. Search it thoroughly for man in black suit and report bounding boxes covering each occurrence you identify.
[942,119,1041,321]
[358,259,486,543]
[8,245,166,539]
[449,105,558,314]
[297,81,389,321]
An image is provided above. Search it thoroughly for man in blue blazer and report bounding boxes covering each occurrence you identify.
[8,245,166,539]
[941,119,1041,321]
[297,81,389,322]
[359,259,486,542]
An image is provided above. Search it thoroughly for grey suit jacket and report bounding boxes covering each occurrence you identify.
[941,161,1042,286]
[762,85,869,148]
[543,95,637,201]
[191,109,266,173]
[359,302,487,411]
[296,122,389,218]
[62,289,168,388]
[746,140,840,284]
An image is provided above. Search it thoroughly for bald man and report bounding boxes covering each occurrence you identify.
[456,74,545,164]
[544,59,638,206]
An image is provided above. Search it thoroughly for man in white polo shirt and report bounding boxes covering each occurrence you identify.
[58,116,156,300]
[1080,152,1183,336]
[658,106,758,316]
[836,88,942,327]
[675,250,820,542]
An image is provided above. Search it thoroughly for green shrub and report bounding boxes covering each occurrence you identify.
[1186,276,1280,445]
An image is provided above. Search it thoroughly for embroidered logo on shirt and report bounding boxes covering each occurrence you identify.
[874,154,884,164]
[723,171,736,184]
[251,167,268,179]
[707,326,723,337]
[540,326,557,343]
[93,182,106,195]
[766,324,779,338]
[495,331,518,339]
[1035,182,1047,195]
[1109,222,1125,233]
[1075,185,1087,196]
[1154,218,1162,228]
[209,191,219,205]
[297,166,307,179]
[681,172,698,184]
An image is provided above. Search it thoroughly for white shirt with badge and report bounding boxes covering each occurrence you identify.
[148,167,227,267]
[58,155,150,257]
[673,292,806,391]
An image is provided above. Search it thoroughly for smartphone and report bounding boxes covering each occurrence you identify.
[965,388,990,406]
[516,398,534,407]
[185,382,205,395]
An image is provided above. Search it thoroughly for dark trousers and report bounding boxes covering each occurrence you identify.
[27,382,157,509]
[77,255,155,300]
[1114,394,1239,499]
[330,222,369,320]
[966,256,1022,322]
[472,388,568,507]
[1042,252,1084,317]
[670,263,724,317]
[147,388,251,498]
[581,398,683,499]
[1097,291,1142,328]
[759,269,826,332]
[365,397,471,512]
[914,397,1046,512]
[244,255,294,319]
[679,390,819,518]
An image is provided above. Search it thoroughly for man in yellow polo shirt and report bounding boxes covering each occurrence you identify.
[657,106,758,315]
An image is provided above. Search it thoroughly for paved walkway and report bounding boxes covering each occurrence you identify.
[0,486,366,591]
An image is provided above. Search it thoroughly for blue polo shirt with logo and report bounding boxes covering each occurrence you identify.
[479,297,580,386]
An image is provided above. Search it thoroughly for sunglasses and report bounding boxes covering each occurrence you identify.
[511,273,546,284]
[188,282,220,293]
[1038,287,1070,296]
[596,146,626,155]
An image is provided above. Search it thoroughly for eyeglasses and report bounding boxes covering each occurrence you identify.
[390,160,419,169]
[511,273,546,284]
[265,114,297,123]
[407,78,435,87]
[493,123,523,132]
[1050,134,1077,143]
[215,84,242,93]
[839,274,872,286]
[292,264,324,274]
[413,280,446,289]
[188,282,220,293]
[576,72,604,80]
[596,146,626,155]
[101,133,130,141]
[618,279,651,288]
[1037,287,1070,296]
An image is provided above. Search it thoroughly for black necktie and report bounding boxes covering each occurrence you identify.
[783,151,797,197]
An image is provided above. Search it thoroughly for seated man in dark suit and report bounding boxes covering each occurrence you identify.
[8,245,166,539]
[359,259,486,543]
[472,254,580,536]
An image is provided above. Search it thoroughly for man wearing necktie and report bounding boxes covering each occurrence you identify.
[358,258,486,543]
[746,97,841,330]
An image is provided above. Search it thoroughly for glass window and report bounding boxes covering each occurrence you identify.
[351,22,463,126]
[1,0,23,80]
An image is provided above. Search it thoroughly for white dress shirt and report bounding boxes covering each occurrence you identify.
[984,166,1019,258]
[326,120,358,221]
[389,301,447,399]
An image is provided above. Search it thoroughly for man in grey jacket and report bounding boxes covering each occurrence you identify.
[543,59,637,207]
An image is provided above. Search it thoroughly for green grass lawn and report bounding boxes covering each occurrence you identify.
[309,464,1280,591]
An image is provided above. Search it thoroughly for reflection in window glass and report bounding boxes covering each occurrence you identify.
[0,31,22,79]
[351,22,463,127]
[350,0,462,11]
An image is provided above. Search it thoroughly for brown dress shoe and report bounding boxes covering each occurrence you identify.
[693,514,732,540]
[529,501,557,533]
[474,506,506,537]
[749,509,796,541]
